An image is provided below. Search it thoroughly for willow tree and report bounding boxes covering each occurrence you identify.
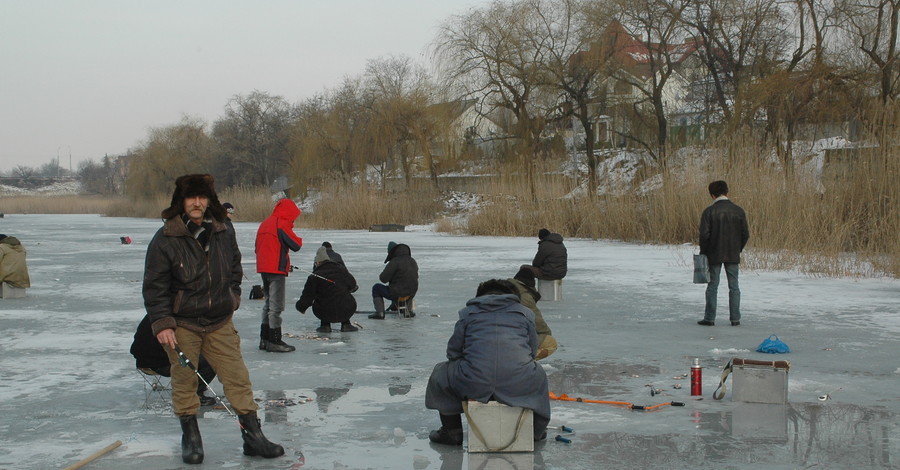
[434,0,563,182]
[125,118,214,199]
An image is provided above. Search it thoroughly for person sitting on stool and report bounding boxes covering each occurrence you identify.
[130,314,217,406]
[425,279,550,445]
[369,241,418,319]
[521,228,567,280]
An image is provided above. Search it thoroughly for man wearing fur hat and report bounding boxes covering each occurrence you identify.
[143,174,284,464]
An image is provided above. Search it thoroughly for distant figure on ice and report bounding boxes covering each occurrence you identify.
[222,202,235,221]
[368,241,418,319]
[697,180,750,327]
[130,314,217,406]
[522,228,567,280]
[255,198,303,352]
[143,174,283,464]
[425,279,550,446]
[508,266,557,359]
[0,234,30,289]
[296,246,359,333]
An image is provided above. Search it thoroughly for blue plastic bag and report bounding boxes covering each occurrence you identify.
[756,335,790,354]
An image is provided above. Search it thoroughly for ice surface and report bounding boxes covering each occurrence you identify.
[0,214,898,469]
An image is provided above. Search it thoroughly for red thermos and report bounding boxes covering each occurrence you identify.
[691,358,702,396]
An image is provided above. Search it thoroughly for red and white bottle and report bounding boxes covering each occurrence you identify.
[690,358,702,396]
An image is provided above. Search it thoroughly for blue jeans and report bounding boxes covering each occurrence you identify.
[704,262,740,322]
[261,273,286,328]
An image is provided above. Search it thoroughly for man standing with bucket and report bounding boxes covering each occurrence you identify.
[697,180,750,327]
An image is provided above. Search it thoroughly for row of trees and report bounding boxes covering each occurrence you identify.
[88,0,897,198]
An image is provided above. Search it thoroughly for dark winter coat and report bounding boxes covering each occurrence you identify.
[255,199,302,275]
[295,260,358,323]
[699,199,750,265]
[379,243,418,298]
[130,314,169,370]
[425,294,550,432]
[532,233,567,279]
[143,216,242,336]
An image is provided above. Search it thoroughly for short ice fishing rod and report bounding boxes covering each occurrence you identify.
[290,265,334,283]
[549,392,685,411]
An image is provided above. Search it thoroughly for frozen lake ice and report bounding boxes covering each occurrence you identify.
[0,214,898,469]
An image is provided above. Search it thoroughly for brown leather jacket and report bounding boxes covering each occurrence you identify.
[143,216,242,335]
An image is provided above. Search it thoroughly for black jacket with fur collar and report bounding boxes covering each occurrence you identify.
[143,215,243,335]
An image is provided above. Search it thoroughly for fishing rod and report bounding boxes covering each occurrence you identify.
[175,346,239,421]
[291,265,334,283]
[549,392,685,411]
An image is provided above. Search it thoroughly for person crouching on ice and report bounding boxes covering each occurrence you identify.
[425,279,550,445]
[296,246,360,333]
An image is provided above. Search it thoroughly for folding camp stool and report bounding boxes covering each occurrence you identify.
[397,296,415,318]
[137,368,171,410]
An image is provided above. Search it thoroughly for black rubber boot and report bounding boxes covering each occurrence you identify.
[265,327,295,352]
[238,411,285,458]
[259,323,269,350]
[429,413,463,446]
[340,321,358,332]
[316,322,332,333]
[368,297,385,320]
[428,414,462,446]
[179,415,204,464]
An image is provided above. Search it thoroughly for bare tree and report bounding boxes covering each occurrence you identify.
[546,0,614,195]
[835,0,899,104]
[609,0,692,160]
[364,55,439,188]
[434,0,563,172]
[213,90,297,187]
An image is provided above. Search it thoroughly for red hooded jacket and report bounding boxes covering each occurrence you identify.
[255,199,303,275]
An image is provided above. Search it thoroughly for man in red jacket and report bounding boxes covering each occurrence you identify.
[255,198,302,352]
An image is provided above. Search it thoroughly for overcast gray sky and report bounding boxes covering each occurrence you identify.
[0,0,489,173]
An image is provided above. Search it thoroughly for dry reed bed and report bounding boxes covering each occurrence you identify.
[3,146,897,278]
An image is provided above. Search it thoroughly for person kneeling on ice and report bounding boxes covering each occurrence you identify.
[296,246,359,333]
[143,174,284,464]
[425,279,550,445]
[369,241,418,319]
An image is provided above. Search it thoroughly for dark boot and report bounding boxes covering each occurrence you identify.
[316,322,332,333]
[238,411,285,458]
[265,327,296,352]
[340,321,358,332]
[259,323,269,350]
[429,413,463,446]
[179,415,204,464]
[368,297,385,320]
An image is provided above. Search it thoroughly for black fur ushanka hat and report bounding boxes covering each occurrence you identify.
[161,174,226,222]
